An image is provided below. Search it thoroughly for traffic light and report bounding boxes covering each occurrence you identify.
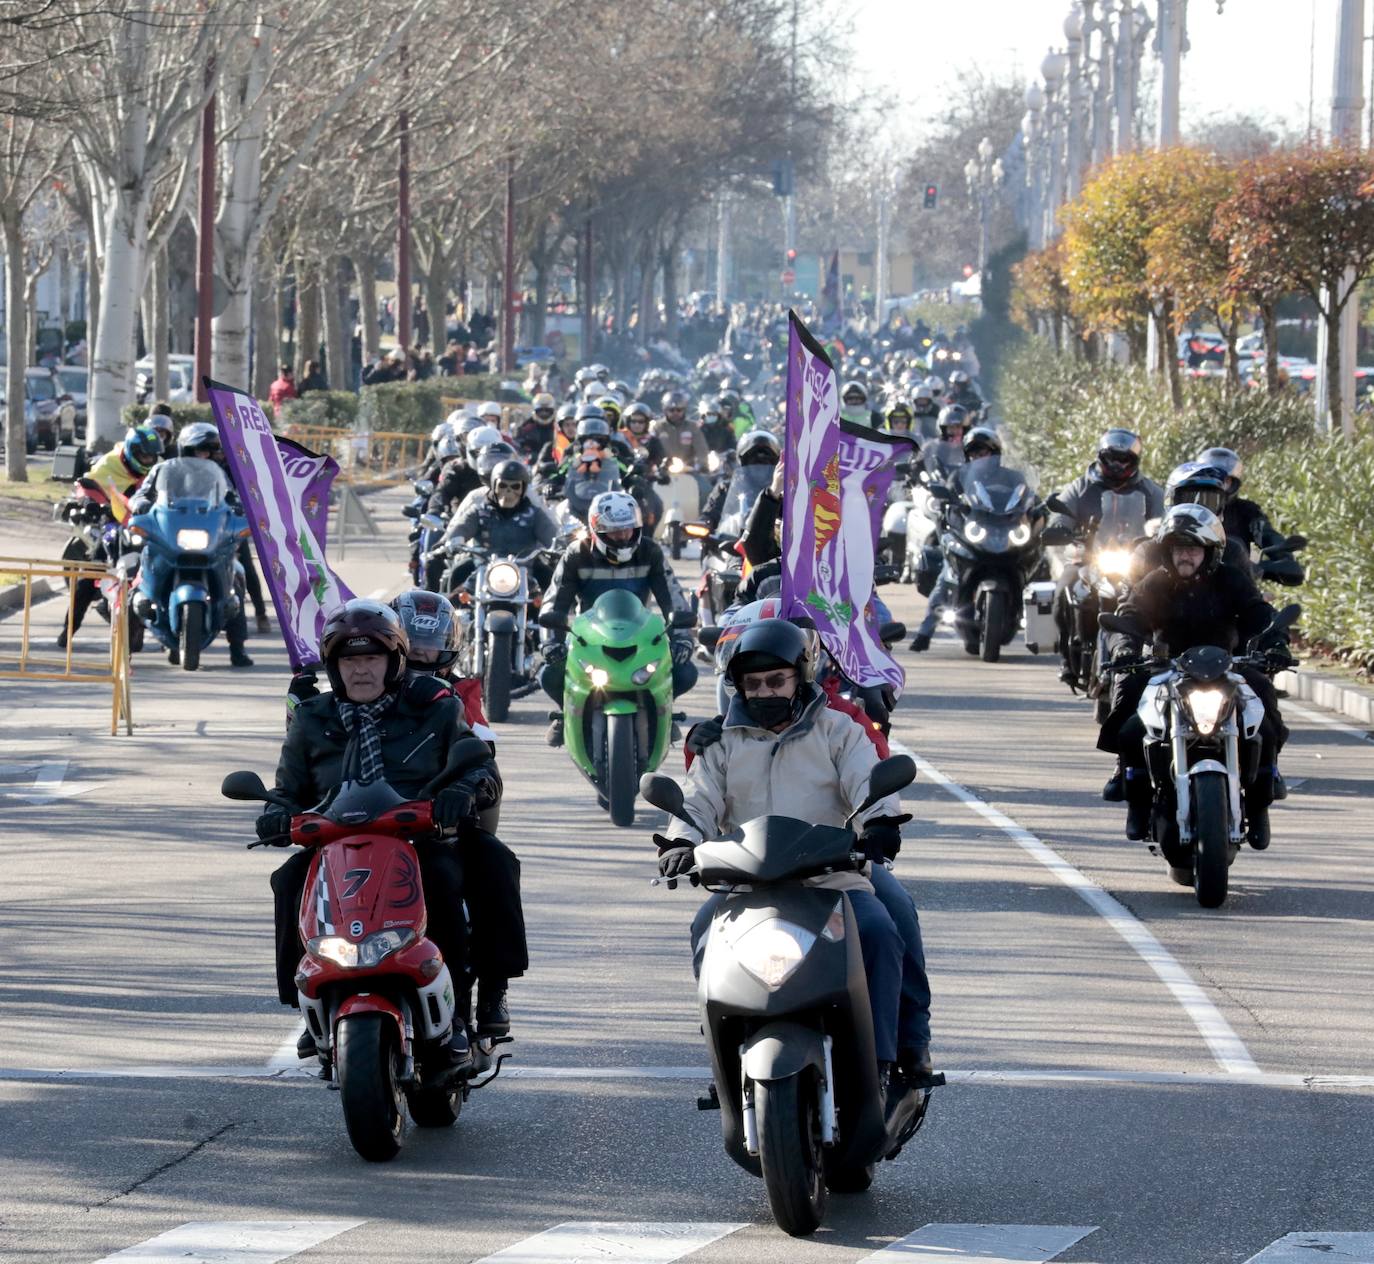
[786,248,797,263]
[923,184,938,209]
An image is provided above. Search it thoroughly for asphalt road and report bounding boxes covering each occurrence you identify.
[2,488,1372,1264]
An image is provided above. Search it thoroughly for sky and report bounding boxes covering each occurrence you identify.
[845,0,1346,147]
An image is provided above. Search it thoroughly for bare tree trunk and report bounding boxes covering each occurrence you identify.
[1262,303,1280,396]
[89,184,151,449]
[322,255,350,395]
[1324,306,1344,435]
[149,245,169,400]
[3,213,30,480]
[355,252,381,364]
[425,262,448,359]
[1159,303,1183,410]
[660,234,680,342]
[295,266,320,380]
[1222,314,1240,393]
[252,264,277,399]
[86,221,101,356]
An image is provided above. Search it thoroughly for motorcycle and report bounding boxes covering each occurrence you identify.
[658,457,703,560]
[687,527,743,627]
[877,463,917,573]
[539,590,693,827]
[640,756,941,1237]
[401,478,436,584]
[447,544,547,723]
[126,460,246,671]
[1100,605,1299,908]
[221,737,509,1161]
[930,458,1047,663]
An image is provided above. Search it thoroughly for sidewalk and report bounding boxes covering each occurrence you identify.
[1277,662,1374,731]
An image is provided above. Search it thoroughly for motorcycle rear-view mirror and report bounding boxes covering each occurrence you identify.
[538,608,569,632]
[419,514,445,532]
[402,504,420,519]
[419,735,491,799]
[640,773,686,819]
[1041,524,1076,546]
[698,625,722,651]
[670,609,697,630]
[927,484,953,502]
[1044,492,1069,515]
[221,770,293,809]
[1275,602,1302,630]
[845,754,917,829]
[1099,612,1146,639]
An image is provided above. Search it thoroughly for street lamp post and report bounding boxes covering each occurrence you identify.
[966,136,1005,306]
[1041,49,1068,243]
[1064,7,1087,200]
[1155,0,1187,146]
[1023,84,1045,250]
[1088,0,1116,165]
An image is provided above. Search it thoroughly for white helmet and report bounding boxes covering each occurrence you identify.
[477,400,503,421]
[430,422,449,443]
[445,409,467,428]
[587,490,643,564]
[464,424,503,458]
[436,432,462,461]
[924,374,945,398]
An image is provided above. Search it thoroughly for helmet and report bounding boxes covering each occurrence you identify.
[573,367,596,389]
[1196,446,1243,499]
[1156,503,1227,574]
[884,399,914,429]
[391,589,461,672]
[736,429,780,466]
[146,412,175,451]
[488,457,531,507]
[320,598,410,696]
[714,600,820,678]
[531,391,556,417]
[717,388,741,414]
[726,618,816,687]
[475,440,516,479]
[455,412,486,440]
[949,369,970,388]
[444,409,466,429]
[176,421,220,457]
[1097,428,1143,487]
[596,395,624,428]
[582,379,605,401]
[555,401,579,434]
[435,432,462,462]
[608,379,634,400]
[840,379,868,405]
[624,400,652,431]
[589,363,610,383]
[912,384,936,412]
[123,424,162,475]
[924,374,945,398]
[963,425,1002,460]
[431,421,450,443]
[464,424,504,459]
[1165,461,1229,514]
[477,400,504,422]
[661,389,689,414]
[575,415,612,449]
[698,398,721,421]
[937,404,968,438]
[587,490,642,563]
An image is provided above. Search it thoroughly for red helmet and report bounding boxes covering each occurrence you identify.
[320,599,409,695]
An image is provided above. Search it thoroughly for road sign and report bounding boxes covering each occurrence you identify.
[780,269,796,285]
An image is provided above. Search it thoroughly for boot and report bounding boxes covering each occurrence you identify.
[476,982,510,1037]
[1272,769,1288,801]
[296,1028,317,1060]
[230,646,255,668]
[255,611,271,634]
[546,714,564,747]
[443,1023,472,1066]
[1247,801,1271,850]
[167,645,180,665]
[909,632,931,653]
[1124,769,1152,841]
[1102,759,1125,802]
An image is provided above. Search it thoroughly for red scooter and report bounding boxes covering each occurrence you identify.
[222,737,508,1161]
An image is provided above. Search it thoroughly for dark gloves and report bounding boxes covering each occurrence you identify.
[670,635,694,666]
[286,663,321,722]
[543,638,567,664]
[654,833,697,879]
[859,816,908,865]
[433,784,475,829]
[684,715,724,757]
[256,808,292,842]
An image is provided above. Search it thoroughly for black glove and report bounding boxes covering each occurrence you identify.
[543,639,567,664]
[432,785,475,829]
[654,833,696,878]
[859,818,905,864]
[256,808,292,841]
[670,635,693,666]
[287,663,321,710]
[684,715,724,757]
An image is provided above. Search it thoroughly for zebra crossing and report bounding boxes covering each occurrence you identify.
[88,1219,1374,1263]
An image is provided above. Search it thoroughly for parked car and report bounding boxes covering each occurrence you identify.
[0,367,75,451]
[134,357,196,404]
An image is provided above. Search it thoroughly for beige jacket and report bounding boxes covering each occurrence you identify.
[677,686,902,892]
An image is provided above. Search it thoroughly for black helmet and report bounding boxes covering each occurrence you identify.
[575,402,607,425]
[661,389,689,414]
[736,429,780,466]
[488,457,531,501]
[1196,446,1243,500]
[320,598,410,696]
[718,388,741,412]
[1165,461,1228,514]
[1097,428,1143,488]
[727,618,816,686]
[391,589,461,672]
[937,403,968,438]
[1157,504,1227,575]
[963,425,1002,460]
[624,400,652,431]
[575,414,611,443]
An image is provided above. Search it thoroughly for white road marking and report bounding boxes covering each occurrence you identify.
[4,1063,1374,1090]
[366,586,390,600]
[890,741,1259,1076]
[1243,1232,1374,1263]
[472,1221,744,1263]
[1285,700,1373,743]
[265,1022,306,1070]
[0,758,101,804]
[862,1223,1096,1261]
[92,1218,365,1263]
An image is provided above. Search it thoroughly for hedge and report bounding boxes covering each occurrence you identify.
[278,391,359,429]
[354,375,514,435]
[999,339,1374,671]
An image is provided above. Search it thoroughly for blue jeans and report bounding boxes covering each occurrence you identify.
[690,888,903,1064]
[917,566,955,637]
[870,863,931,1051]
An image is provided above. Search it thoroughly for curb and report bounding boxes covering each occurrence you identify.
[0,576,63,619]
[1276,665,1374,732]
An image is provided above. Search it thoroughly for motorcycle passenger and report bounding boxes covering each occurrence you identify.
[698,398,736,454]
[443,458,556,595]
[536,403,579,471]
[540,490,697,746]
[1049,429,1165,686]
[700,429,779,533]
[514,391,557,460]
[658,619,932,1101]
[128,422,254,668]
[263,599,505,1059]
[427,426,489,518]
[1196,446,1304,585]
[923,374,945,405]
[1098,506,1290,849]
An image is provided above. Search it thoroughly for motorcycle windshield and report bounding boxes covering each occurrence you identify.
[318,777,409,825]
[156,458,230,507]
[695,815,856,884]
[578,587,653,642]
[721,464,773,521]
[962,460,1036,517]
[1096,490,1149,546]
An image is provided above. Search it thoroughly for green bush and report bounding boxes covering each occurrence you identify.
[1000,338,1373,667]
[279,391,359,429]
[356,375,511,434]
[122,402,219,430]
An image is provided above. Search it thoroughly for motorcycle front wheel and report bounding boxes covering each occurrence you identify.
[1192,770,1231,909]
[180,602,204,672]
[484,629,513,722]
[606,711,637,828]
[756,1072,827,1237]
[980,588,1010,663]
[337,1014,406,1161]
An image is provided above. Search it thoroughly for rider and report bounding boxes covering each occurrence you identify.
[882,398,915,436]
[910,383,939,439]
[539,490,697,746]
[700,429,779,533]
[653,390,710,472]
[841,379,881,427]
[697,398,736,454]
[917,405,969,483]
[945,369,982,414]
[128,421,254,668]
[427,426,487,519]
[656,618,934,1106]
[1049,429,1165,686]
[443,458,556,595]
[514,392,558,460]
[261,599,505,1060]
[536,403,579,471]
[1098,505,1290,848]
[1196,446,1304,586]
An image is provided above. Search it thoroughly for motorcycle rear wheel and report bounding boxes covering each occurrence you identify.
[484,629,513,722]
[337,1014,406,1161]
[180,602,204,672]
[607,711,637,828]
[980,588,1009,663]
[757,1072,827,1237]
[1192,771,1231,909]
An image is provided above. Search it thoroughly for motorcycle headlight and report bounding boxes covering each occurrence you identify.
[733,918,816,991]
[176,528,210,550]
[1009,521,1032,547]
[308,928,415,970]
[631,661,659,684]
[1182,686,1229,736]
[1096,547,1133,578]
[586,664,610,688]
[486,562,521,596]
[964,520,988,544]
[669,457,685,474]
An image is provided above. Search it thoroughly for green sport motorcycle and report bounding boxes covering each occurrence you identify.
[541,589,689,827]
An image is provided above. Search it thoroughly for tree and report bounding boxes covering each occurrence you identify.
[1011,240,1074,351]
[1221,146,1374,435]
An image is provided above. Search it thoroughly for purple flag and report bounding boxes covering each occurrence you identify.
[207,380,353,670]
[780,312,913,696]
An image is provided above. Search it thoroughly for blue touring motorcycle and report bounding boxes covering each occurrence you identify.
[127,459,247,671]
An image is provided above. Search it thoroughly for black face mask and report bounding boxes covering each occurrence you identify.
[744,695,795,728]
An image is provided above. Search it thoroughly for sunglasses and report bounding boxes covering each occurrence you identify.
[494,481,524,493]
[535,408,554,419]
[740,669,796,693]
